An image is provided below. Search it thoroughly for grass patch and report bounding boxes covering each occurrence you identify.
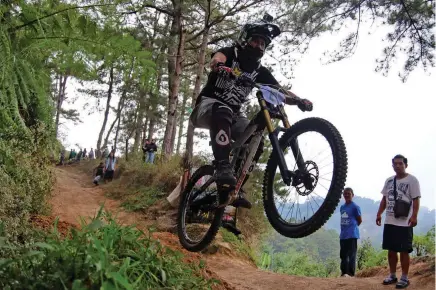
[219,228,255,262]
[0,208,219,290]
[118,186,165,213]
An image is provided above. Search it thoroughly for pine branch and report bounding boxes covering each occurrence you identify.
[122,3,174,17]
[12,3,119,31]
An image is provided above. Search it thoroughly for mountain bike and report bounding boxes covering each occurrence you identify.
[177,75,348,252]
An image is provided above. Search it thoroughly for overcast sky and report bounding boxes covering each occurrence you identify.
[62,22,435,210]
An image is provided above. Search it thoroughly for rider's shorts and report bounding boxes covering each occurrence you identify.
[190,96,249,136]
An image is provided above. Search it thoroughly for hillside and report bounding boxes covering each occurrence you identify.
[24,165,434,289]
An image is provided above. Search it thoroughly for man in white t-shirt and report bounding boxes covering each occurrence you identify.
[376,154,421,289]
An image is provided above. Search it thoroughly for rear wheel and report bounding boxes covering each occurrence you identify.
[177,165,225,252]
[263,117,348,238]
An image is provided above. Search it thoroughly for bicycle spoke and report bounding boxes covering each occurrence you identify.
[271,128,340,227]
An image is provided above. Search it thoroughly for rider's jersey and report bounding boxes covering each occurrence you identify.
[198,45,279,111]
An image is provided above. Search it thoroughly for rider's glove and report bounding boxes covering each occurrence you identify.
[298,99,313,112]
[213,62,235,79]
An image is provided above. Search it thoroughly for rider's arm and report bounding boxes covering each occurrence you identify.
[256,67,301,104]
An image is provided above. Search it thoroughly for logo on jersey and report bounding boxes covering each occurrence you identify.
[233,67,242,77]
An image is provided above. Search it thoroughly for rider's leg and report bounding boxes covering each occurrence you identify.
[210,102,236,186]
[189,97,236,187]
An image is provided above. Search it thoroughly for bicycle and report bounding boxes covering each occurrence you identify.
[177,75,348,252]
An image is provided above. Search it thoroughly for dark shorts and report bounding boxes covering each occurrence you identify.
[104,170,114,181]
[190,96,249,134]
[382,224,413,253]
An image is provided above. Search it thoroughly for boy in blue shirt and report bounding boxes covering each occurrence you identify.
[340,187,362,277]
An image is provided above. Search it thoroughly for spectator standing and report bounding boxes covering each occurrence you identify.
[103,147,109,159]
[59,150,65,165]
[93,162,105,185]
[142,139,150,162]
[339,187,362,277]
[89,148,95,159]
[376,154,421,289]
[103,151,116,182]
[146,139,157,164]
[76,149,83,161]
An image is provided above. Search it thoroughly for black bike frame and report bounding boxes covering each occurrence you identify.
[231,88,306,187]
[196,84,307,200]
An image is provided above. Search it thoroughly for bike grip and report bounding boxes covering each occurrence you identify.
[284,95,298,106]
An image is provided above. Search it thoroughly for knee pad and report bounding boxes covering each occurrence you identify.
[211,103,233,125]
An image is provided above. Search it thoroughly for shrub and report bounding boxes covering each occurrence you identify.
[0,124,56,242]
[0,208,218,289]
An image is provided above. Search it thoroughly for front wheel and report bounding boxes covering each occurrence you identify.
[177,165,225,252]
[263,117,348,238]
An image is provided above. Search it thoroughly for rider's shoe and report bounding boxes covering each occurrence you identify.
[215,160,236,186]
[215,160,236,206]
[222,221,242,236]
[231,189,252,209]
[221,214,241,236]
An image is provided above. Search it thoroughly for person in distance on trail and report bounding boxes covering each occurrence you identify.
[89,148,95,160]
[376,154,421,289]
[189,13,313,208]
[339,187,362,278]
[142,139,150,162]
[146,139,158,164]
[93,161,105,186]
[103,150,117,183]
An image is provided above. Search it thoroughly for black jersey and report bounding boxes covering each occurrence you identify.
[198,46,279,111]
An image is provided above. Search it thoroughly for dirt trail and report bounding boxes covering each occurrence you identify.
[50,167,148,229]
[49,166,434,290]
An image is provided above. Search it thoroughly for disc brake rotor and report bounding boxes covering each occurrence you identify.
[294,160,319,196]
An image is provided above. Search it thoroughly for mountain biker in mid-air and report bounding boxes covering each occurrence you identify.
[189,14,312,220]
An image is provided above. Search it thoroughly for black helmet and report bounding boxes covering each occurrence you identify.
[237,14,281,48]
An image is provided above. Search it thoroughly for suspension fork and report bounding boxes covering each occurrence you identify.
[278,104,306,171]
[257,92,293,186]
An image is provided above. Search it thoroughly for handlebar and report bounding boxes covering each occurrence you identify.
[235,75,313,112]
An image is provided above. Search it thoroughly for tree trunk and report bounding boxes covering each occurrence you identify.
[125,108,138,161]
[55,74,68,137]
[96,66,114,157]
[142,114,149,145]
[176,78,189,154]
[102,114,119,150]
[148,65,163,140]
[133,94,146,153]
[148,19,170,141]
[162,1,185,158]
[113,90,127,152]
[185,28,209,163]
[125,137,129,161]
[170,109,178,153]
[114,112,122,151]
[114,58,134,151]
[148,118,156,140]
